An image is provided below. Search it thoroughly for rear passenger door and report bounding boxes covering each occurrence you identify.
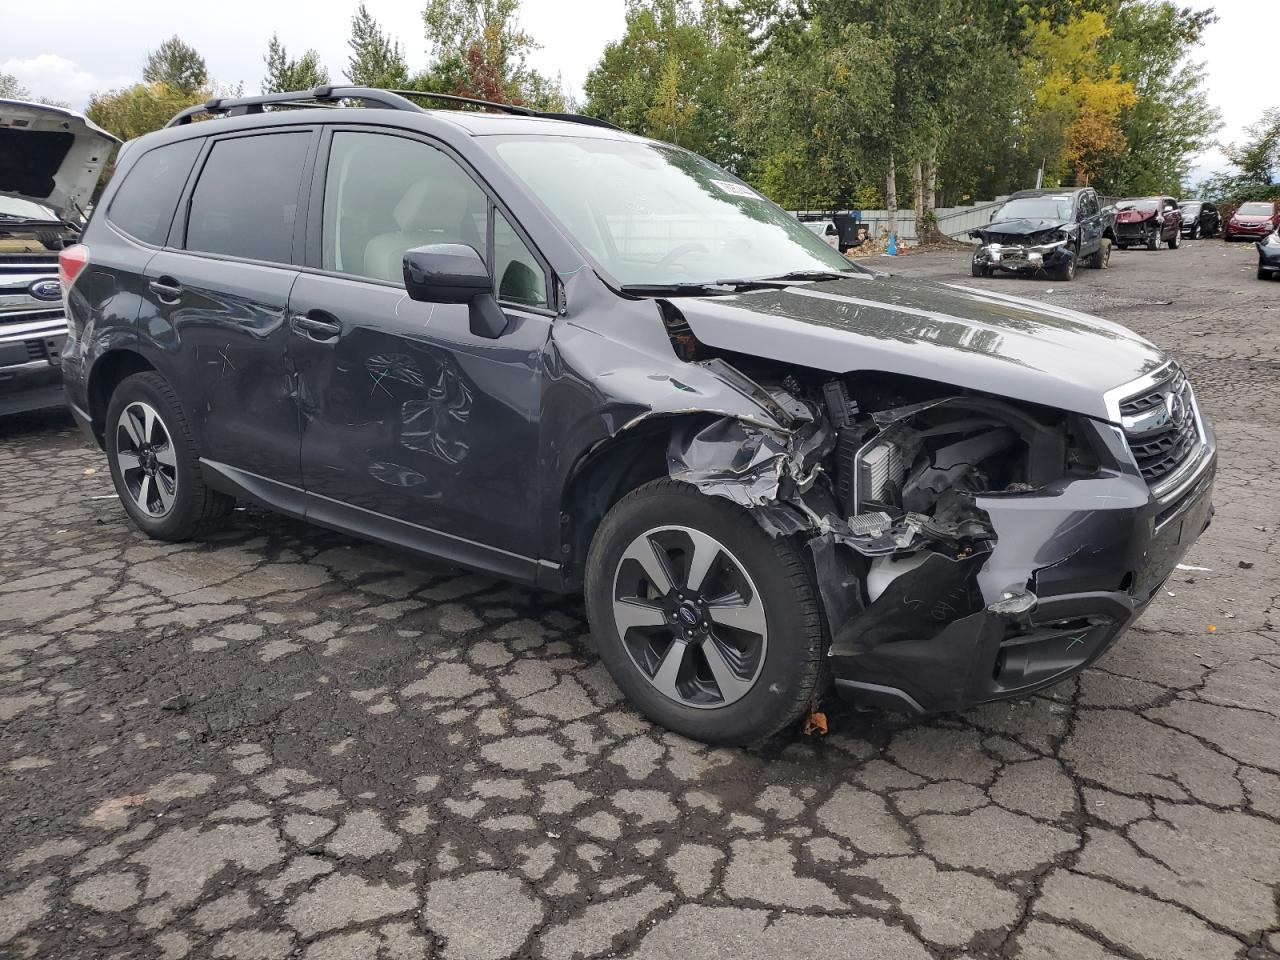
[289,126,555,565]
[141,127,317,489]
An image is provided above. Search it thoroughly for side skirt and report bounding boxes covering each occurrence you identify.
[199,458,563,590]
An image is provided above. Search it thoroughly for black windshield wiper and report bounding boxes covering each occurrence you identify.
[756,269,854,282]
[620,281,752,297]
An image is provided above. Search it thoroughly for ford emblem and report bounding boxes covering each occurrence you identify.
[29,278,62,302]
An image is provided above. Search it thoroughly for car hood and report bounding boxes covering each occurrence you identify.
[975,218,1068,238]
[1232,215,1271,223]
[0,99,119,221]
[677,274,1166,422]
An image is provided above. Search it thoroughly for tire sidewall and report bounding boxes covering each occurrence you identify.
[586,485,819,745]
[105,374,204,540]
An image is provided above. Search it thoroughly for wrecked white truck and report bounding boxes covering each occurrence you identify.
[61,91,1216,746]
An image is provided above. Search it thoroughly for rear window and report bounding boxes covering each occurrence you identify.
[185,132,309,264]
[107,139,201,246]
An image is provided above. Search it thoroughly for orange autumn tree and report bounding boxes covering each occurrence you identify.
[1024,11,1137,186]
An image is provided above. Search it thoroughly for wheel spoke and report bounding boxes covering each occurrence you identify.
[120,409,144,448]
[613,599,667,634]
[142,404,158,446]
[156,473,176,512]
[707,593,766,637]
[620,535,674,596]
[153,443,177,468]
[650,637,688,700]
[116,451,141,472]
[682,529,721,594]
[702,636,753,703]
[134,474,153,513]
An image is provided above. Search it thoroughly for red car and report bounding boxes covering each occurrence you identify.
[1114,197,1182,250]
[1224,201,1280,241]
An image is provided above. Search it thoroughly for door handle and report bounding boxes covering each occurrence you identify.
[149,278,183,303]
[290,313,341,341]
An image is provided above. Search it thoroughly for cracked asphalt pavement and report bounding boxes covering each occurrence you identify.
[2,237,1279,960]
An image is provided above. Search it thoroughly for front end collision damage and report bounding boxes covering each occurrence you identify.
[659,352,1215,716]
[972,237,1074,275]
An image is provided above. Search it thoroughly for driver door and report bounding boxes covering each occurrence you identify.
[288,127,556,563]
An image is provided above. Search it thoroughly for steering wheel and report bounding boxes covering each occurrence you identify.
[654,242,710,270]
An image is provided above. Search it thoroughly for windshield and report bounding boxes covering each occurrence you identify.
[1117,199,1159,211]
[1237,202,1274,216]
[490,135,855,287]
[994,196,1073,221]
[1180,202,1201,214]
[0,196,58,221]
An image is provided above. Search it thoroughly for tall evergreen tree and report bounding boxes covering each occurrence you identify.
[262,35,331,95]
[142,36,208,95]
[346,3,410,88]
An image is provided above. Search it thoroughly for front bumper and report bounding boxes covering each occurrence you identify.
[1116,221,1161,243]
[1258,241,1280,274]
[833,422,1217,714]
[1228,222,1272,237]
[973,241,1072,274]
[0,315,67,416]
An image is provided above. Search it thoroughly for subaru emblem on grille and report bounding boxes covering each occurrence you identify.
[28,279,63,302]
[1164,391,1185,425]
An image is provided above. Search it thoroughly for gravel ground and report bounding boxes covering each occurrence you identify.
[1,237,1278,960]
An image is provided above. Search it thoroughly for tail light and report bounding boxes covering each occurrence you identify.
[58,243,89,289]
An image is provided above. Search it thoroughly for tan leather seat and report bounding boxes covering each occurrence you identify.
[363,177,482,283]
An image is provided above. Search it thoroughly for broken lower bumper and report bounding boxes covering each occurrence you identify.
[973,241,1072,274]
[831,427,1217,714]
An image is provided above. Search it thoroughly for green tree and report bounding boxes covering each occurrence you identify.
[262,35,331,94]
[583,0,750,168]
[0,70,71,108]
[87,83,207,141]
[417,0,564,109]
[142,36,208,95]
[1202,108,1280,203]
[346,3,410,88]
[1091,1,1221,194]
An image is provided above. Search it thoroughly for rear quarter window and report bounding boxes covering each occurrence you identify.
[107,139,201,246]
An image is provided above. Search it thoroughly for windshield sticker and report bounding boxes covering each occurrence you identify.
[711,179,759,199]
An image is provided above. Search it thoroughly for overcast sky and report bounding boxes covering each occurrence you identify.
[3,0,1274,184]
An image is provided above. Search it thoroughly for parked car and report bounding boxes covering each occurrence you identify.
[1258,228,1280,280]
[1178,199,1220,239]
[801,217,840,250]
[0,99,117,417]
[59,86,1215,745]
[1114,197,1182,250]
[968,187,1116,281]
[1224,200,1280,241]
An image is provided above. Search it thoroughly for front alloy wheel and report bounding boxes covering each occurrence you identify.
[585,479,824,745]
[116,401,178,518]
[612,525,767,709]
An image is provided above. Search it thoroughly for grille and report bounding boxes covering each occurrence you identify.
[1,308,63,327]
[985,232,1051,247]
[26,339,48,361]
[1119,367,1201,487]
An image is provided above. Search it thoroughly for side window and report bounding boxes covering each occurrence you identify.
[1079,193,1097,218]
[185,132,310,264]
[322,131,488,284]
[493,209,548,309]
[107,139,201,246]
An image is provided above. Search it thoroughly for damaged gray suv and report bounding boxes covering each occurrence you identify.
[60,87,1216,745]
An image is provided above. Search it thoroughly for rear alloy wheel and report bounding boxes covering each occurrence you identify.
[105,372,234,541]
[1168,231,1180,249]
[586,479,823,746]
[1087,238,1111,269]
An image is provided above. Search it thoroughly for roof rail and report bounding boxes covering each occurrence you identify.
[166,84,619,131]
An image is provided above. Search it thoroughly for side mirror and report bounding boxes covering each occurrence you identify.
[402,243,507,339]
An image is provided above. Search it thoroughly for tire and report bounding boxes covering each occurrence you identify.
[1115,242,1127,250]
[105,371,234,541]
[1190,223,1200,240]
[1262,267,1273,281]
[585,479,824,746]
[1146,235,1158,251]
[971,260,991,278]
[1087,238,1111,269]
[1168,231,1179,250]
[1051,248,1077,281]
